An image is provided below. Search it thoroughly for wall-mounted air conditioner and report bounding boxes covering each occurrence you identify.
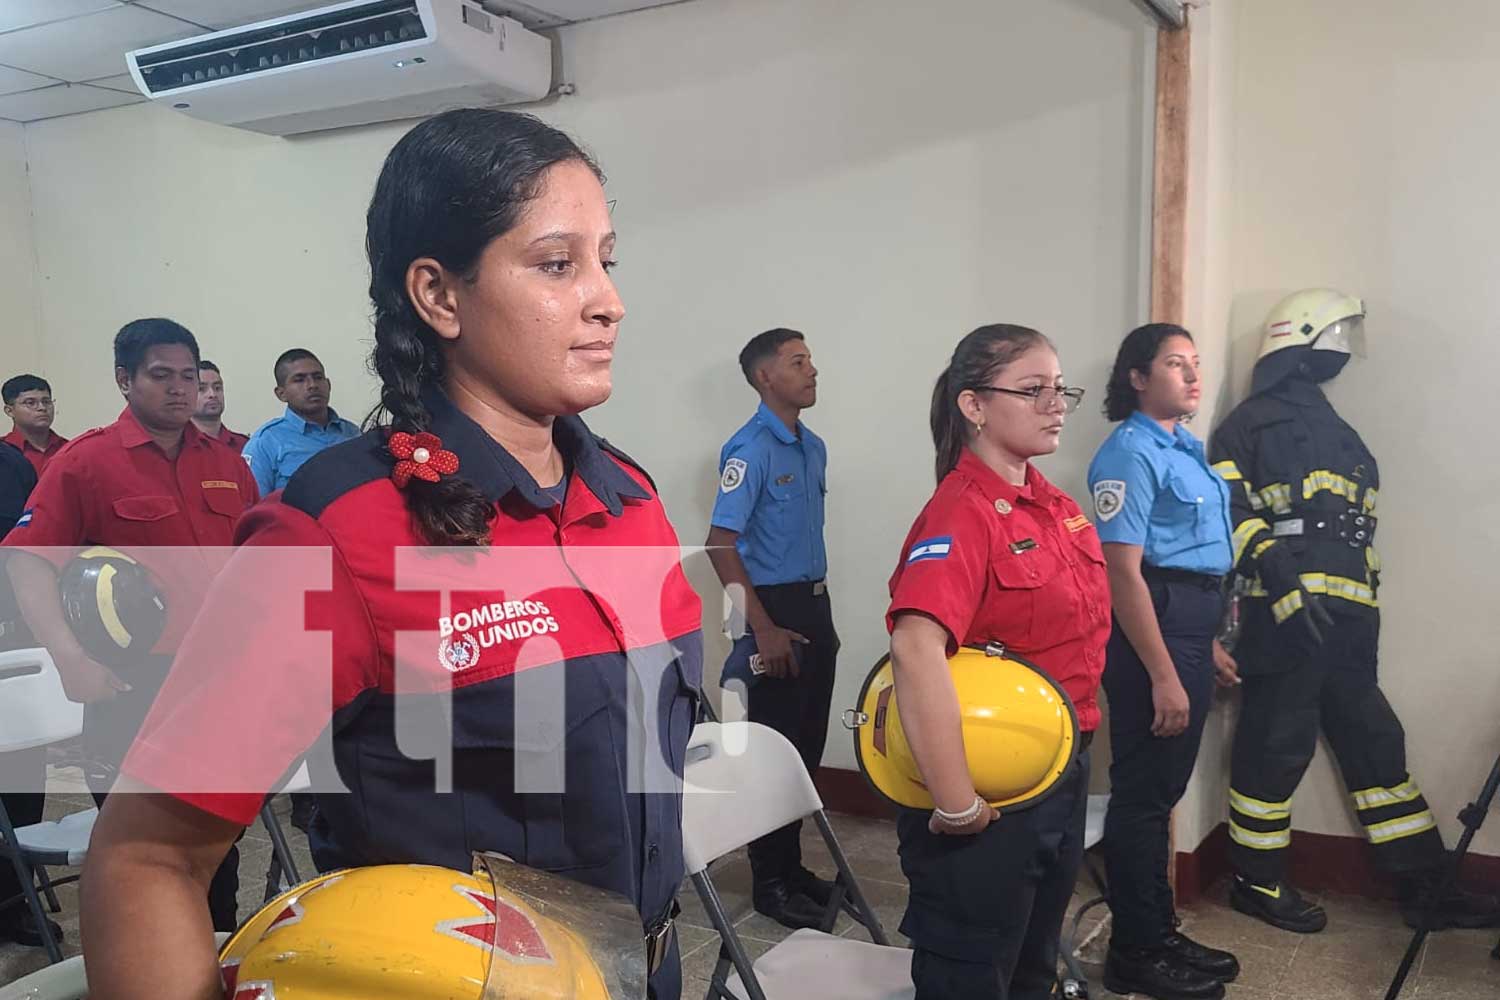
[125,0,552,136]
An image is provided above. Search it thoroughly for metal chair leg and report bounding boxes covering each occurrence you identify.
[260,801,300,901]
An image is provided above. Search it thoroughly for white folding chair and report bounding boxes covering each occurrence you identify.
[0,648,94,964]
[682,721,915,1000]
[260,760,312,900]
[1059,792,1111,999]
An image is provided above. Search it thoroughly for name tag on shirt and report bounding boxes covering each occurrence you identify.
[1009,538,1038,554]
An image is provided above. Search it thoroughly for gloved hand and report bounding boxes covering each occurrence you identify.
[1257,543,1333,645]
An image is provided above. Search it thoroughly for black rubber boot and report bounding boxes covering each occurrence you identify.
[1229,875,1328,933]
[1397,869,1500,930]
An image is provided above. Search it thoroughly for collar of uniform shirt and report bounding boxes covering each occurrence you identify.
[284,405,354,435]
[953,448,1062,509]
[1125,409,1201,453]
[114,405,210,451]
[753,400,803,444]
[418,385,650,515]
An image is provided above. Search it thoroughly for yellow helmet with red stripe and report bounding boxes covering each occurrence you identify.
[218,856,633,999]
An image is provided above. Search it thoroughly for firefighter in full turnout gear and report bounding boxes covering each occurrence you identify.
[1210,288,1500,934]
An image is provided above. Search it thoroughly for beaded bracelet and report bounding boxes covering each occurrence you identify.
[932,793,986,827]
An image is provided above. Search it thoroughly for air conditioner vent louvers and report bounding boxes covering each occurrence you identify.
[135,1,426,95]
[126,0,551,136]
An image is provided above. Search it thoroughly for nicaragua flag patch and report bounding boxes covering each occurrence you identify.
[906,536,953,564]
[14,508,32,528]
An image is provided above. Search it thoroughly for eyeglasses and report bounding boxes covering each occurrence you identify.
[11,398,54,411]
[971,384,1085,414]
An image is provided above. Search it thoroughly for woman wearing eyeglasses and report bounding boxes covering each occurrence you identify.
[1086,323,1239,1000]
[885,324,1109,999]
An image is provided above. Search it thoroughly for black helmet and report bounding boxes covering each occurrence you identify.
[58,546,166,664]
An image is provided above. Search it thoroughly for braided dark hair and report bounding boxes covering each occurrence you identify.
[364,108,602,545]
[930,324,1051,483]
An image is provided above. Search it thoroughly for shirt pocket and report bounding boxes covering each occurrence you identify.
[766,472,808,539]
[201,484,246,518]
[112,496,178,522]
[986,549,1051,648]
[107,495,180,547]
[1165,475,1217,544]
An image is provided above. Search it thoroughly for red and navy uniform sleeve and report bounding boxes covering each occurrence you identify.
[886,490,991,653]
[123,499,378,826]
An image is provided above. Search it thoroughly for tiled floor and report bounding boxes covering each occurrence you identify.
[4,781,1499,999]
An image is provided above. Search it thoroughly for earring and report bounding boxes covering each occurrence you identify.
[974,419,985,433]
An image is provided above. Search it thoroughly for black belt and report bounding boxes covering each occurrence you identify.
[1142,565,1224,591]
[755,579,829,597]
[644,899,679,975]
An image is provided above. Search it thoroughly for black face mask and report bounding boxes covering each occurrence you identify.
[1301,350,1350,384]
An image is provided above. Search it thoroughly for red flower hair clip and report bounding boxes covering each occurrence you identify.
[388,431,460,488]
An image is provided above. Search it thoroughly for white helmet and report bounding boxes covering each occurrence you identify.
[1258,288,1366,360]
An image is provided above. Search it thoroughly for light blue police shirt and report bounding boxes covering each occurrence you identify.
[1087,410,1232,575]
[709,402,829,587]
[242,406,360,495]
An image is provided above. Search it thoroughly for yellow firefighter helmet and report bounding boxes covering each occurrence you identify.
[844,642,1079,812]
[1258,287,1366,360]
[218,854,647,999]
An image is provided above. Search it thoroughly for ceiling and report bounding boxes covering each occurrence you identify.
[0,0,687,124]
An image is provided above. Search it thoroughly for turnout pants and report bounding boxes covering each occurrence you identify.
[1228,605,1442,883]
[745,582,839,885]
[897,749,1090,1000]
[1101,571,1221,950]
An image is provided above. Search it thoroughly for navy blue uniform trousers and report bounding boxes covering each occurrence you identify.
[1101,573,1220,950]
[897,748,1091,1000]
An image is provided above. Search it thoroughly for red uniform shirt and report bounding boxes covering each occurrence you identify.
[2,407,259,651]
[3,428,68,479]
[887,449,1110,730]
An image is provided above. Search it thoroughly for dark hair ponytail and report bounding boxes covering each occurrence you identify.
[1102,322,1192,422]
[930,324,1051,483]
[364,108,601,545]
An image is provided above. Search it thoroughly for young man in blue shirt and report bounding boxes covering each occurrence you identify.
[706,328,838,930]
[241,349,359,496]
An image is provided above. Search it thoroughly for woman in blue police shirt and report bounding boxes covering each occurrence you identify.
[1087,324,1240,1000]
[80,110,702,1000]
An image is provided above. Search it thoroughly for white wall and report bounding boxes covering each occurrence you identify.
[1214,0,1500,855]
[18,0,1155,770]
[0,122,41,376]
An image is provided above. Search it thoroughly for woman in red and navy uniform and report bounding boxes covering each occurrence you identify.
[80,110,703,1000]
[886,325,1110,1000]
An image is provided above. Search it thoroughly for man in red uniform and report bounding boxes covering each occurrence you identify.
[2,374,68,479]
[2,317,258,932]
[192,360,250,452]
